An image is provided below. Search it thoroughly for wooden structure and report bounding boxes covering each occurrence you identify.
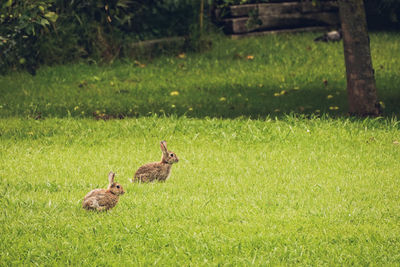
[215,0,340,38]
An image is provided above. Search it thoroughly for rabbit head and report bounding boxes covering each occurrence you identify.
[160,141,179,164]
[107,171,125,195]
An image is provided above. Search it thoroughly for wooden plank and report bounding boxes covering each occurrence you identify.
[228,2,301,18]
[229,26,331,39]
[128,37,185,49]
[219,1,338,18]
[223,12,339,34]
[126,37,185,57]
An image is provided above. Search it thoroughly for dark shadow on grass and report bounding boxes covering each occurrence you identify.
[89,83,399,120]
[2,73,399,120]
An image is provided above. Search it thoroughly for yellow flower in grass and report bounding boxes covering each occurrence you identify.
[329,106,339,110]
[188,107,193,111]
[170,91,179,96]
[219,97,226,102]
[171,104,176,108]
[327,94,334,99]
[274,93,280,97]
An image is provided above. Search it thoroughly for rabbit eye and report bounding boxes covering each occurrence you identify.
[170,153,174,157]
[116,185,120,189]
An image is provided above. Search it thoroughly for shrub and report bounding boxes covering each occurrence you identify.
[1,0,205,73]
[0,0,58,74]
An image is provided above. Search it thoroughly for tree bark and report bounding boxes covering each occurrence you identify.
[338,0,379,116]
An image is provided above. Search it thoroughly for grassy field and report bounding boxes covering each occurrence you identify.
[0,32,400,265]
[0,32,399,118]
[1,117,399,265]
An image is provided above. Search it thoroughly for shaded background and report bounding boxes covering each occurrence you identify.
[1,0,399,73]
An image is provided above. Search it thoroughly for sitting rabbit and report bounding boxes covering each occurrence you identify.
[82,172,125,211]
[131,141,179,182]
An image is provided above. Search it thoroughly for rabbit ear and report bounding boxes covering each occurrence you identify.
[160,141,168,154]
[108,171,115,185]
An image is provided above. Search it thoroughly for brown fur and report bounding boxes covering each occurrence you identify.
[132,141,178,182]
[82,172,125,211]
[134,162,172,182]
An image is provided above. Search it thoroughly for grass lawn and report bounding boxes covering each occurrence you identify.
[1,117,400,265]
[0,32,400,265]
[0,32,399,118]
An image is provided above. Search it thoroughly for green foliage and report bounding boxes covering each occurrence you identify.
[0,0,58,74]
[44,0,134,64]
[0,0,399,73]
[0,0,205,72]
[0,116,399,265]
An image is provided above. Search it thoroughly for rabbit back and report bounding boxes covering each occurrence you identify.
[82,189,119,211]
[134,162,172,182]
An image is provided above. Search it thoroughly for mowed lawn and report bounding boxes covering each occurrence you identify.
[1,31,400,265]
[0,117,399,265]
[0,32,399,118]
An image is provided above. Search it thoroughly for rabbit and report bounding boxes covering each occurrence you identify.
[131,141,179,182]
[82,171,125,211]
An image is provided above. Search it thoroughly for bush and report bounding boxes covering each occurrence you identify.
[1,0,206,73]
[0,0,58,74]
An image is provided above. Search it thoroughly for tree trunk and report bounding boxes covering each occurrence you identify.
[338,0,379,116]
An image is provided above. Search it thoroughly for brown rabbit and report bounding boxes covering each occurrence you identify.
[131,141,179,182]
[82,172,125,211]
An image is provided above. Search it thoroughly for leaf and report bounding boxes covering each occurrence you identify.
[44,12,58,23]
[40,18,50,26]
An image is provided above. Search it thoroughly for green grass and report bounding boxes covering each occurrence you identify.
[1,116,400,265]
[0,32,399,118]
[1,32,400,265]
